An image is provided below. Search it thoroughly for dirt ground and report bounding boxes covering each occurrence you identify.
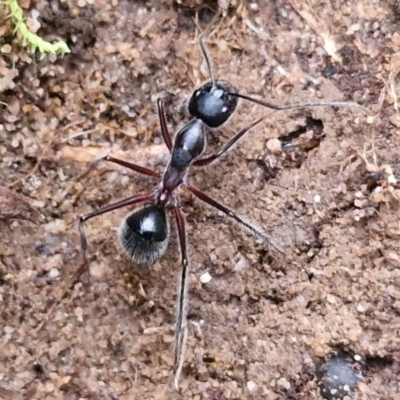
[1,0,400,399]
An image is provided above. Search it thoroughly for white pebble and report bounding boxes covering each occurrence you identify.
[313,194,321,203]
[247,381,257,391]
[266,138,282,153]
[250,3,259,11]
[356,303,365,312]
[89,262,105,278]
[366,115,374,124]
[277,377,291,390]
[327,294,336,304]
[4,326,14,334]
[48,268,59,278]
[200,272,212,284]
[143,327,161,335]
[74,307,83,322]
[234,255,250,271]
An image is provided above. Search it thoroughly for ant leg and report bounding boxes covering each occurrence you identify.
[172,206,189,389]
[77,155,160,181]
[193,117,265,167]
[34,193,153,334]
[157,99,173,152]
[187,185,283,254]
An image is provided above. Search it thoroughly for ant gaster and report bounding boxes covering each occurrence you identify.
[48,31,369,389]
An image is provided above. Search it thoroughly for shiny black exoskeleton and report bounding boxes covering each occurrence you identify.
[119,205,169,263]
[188,80,238,128]
[170,119,205,169]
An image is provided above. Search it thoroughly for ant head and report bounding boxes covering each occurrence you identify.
[119,205,169,263]
[188,80,239,128]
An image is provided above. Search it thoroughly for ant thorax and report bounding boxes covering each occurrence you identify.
[170,118,206,169]
[156,118,206,198]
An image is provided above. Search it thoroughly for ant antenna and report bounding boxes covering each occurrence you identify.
[228,92,371,115]
[188,28,372,128]
[189,30,371,128]
[198,31,216,87]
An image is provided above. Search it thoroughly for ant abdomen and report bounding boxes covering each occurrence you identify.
[188,80,238,128]
[119,205,169,263]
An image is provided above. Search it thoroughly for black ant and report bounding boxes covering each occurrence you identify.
[48,31,369,388]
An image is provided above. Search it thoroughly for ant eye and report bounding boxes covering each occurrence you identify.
[195,90,201,97]
[222,106,228,113]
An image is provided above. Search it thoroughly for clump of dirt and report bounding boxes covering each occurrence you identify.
[1,0,400,399]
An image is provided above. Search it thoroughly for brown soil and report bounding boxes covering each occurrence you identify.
[1,1,400,399]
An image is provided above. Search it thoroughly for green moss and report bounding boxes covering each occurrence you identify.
[2,0,70,58]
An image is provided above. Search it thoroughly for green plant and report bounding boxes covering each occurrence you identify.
[2,0,70,58]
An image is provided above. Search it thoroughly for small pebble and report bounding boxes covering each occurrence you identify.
[44,382,55,393]
[266,138,282,153]
[74,307,83,322]
[234,255,250,271]
[277,377,291,390]
[89,262,105,278]
[250,2,259,11]
[143,327,161,335]
[1,44,12,53]
[247,380,257,391]
[48,268,59,278]
[356,304,364,312]
[4,326,14,334]
[326,294,336,304]
[200,272,212,284]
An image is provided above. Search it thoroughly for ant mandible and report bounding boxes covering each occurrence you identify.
[61,31,368,388]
